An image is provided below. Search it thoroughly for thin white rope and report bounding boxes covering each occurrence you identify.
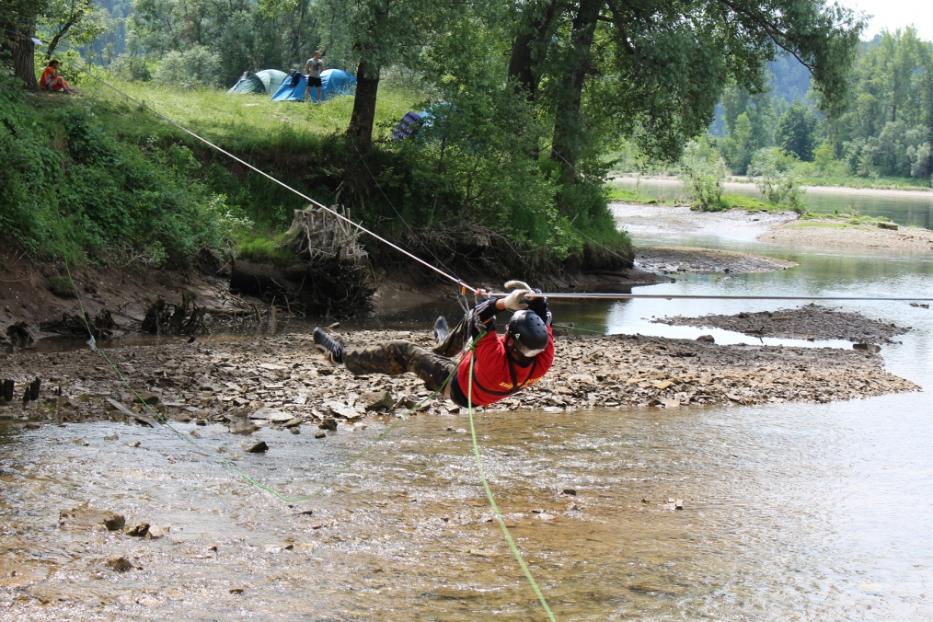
[489,292,933,302]
[83,69,476,294]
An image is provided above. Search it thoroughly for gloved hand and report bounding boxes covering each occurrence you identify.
[526,288,551,324]
[500,287,530,311]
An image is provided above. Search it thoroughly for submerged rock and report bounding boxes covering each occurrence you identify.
[105,556,134,572]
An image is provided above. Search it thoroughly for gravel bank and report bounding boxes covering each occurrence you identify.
[0,329,918,431]
[657,304,910,343]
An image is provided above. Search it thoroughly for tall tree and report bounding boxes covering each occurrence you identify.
[1,0,49,89]
[505,0,863,185]
[335,0,454,152]
[40,0,98,60]
[777,102,817,160]
[507,0,564,99]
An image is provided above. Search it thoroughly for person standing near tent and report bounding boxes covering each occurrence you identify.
[303,51,324,103]
[310,282,555,408]
[38,59,76,94]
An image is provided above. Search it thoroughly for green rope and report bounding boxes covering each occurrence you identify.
[465,334,557,621]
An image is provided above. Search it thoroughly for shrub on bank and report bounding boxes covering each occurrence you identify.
[3,76,632,277]
[0,77,228,266]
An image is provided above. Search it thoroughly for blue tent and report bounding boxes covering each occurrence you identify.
[271,69,357,102]
[228,69,288,95]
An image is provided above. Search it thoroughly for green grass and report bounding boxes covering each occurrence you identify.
[5,74,634,272]
[604,185,794,213]
[798,211,897,227]
[234,234,295,265]
[604,185,680,205]
[84,71,422,150]
[719,193,791,213]
[792,174,932,191]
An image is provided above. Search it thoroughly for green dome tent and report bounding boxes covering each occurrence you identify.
[228,69,288,95]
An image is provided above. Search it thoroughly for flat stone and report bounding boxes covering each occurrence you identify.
[246,441,269,453]
[268,411,293,424]
[59,503,125,532]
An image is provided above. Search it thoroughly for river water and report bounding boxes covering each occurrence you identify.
[613,176,933,230]
[1,204,932,620]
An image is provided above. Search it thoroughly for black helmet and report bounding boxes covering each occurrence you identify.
[506,310,548,356]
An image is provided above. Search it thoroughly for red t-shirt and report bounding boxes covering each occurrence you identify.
[454,326,554,407]
[39,67,56,90]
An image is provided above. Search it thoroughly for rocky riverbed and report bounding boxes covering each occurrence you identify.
[0,324,919,433]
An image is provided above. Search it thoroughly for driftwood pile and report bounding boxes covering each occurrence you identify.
[141,293,205,336]
[230,205,374,317]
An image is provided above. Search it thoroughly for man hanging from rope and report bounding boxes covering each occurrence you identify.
[311,282,554,408]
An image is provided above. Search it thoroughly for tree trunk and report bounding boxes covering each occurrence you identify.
[11,20,37,90]
[550,0,601,184]
[507,0,559,99]
[346,60,380,152]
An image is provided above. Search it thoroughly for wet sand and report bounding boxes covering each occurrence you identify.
[760,219,933,254]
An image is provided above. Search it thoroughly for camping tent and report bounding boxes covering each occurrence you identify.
[228,69,288,95]
[271,69,357,102]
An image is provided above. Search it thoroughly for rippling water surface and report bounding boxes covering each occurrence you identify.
[1,209,932,620]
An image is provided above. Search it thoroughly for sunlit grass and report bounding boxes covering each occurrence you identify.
[82,71,422,151]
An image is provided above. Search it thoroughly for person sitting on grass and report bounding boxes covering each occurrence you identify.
[312,282,554,408]
[38,59,76,94]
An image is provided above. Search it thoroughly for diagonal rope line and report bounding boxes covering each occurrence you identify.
[79,66,476,295]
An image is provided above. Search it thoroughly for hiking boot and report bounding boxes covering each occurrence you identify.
[312,327,344,364]
[433,315,449,345]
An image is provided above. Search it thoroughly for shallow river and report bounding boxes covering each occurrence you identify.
[1,211,932,620]
[613,176,933,230]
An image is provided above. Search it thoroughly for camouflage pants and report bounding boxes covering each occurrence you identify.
[343,315,473,391]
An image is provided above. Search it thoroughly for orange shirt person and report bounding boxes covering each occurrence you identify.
[39,60,76,94]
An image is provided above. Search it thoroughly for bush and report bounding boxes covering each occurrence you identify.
[110,54,152,81]
[0,85,225,266]
[680,138,726,211]
[154,45,221,89]
[748,148,805,212]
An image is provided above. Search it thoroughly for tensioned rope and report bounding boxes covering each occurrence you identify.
[489,292,933,302]
[54,67,558,617]
[79,66,477,295]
